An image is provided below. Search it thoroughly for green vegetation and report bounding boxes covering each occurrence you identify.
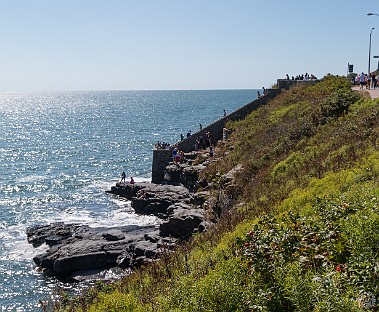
[51,76,379,311]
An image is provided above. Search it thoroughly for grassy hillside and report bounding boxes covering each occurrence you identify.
[53,76,379,311]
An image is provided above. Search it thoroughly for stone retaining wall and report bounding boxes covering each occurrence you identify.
[175,88,280,153]
[152,148,173,183]
[151,79,320,183]
[152,88,279,183]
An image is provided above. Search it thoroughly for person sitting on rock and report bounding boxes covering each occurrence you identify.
[130,177,135,184]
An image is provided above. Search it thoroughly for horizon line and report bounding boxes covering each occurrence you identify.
[0,87,264,94]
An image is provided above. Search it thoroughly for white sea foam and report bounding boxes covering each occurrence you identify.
[16,175,48,184]
[0,225,38,261]
[0,89,258,310]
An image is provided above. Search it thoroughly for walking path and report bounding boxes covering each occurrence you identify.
[352,86,379,99]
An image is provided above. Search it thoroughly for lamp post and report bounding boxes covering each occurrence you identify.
[367,13,379,74]
[369,27,375,75]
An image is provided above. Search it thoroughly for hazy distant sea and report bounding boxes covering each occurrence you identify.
[0,89,258,311]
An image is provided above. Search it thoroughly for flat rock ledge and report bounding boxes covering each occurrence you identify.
[28,182,209,279]
[110,182,209,237]
[27,223,174,280]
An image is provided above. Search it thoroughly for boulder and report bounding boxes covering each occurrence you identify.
[103,229,125,241]
[28,223,164,275]
[166,202,193,215]
[192,191,211,206]
[131,184,191,217]
[164,163,185,183]
[131,240,159,258]
[27,223,79,247]
[160,207,206,239]
[181,164,206,191]
[163,162,207,191]
[109,182,148,200]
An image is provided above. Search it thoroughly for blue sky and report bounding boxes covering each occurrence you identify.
[0,0,378,91]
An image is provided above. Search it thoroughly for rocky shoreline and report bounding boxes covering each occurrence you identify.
[26,151,229,281]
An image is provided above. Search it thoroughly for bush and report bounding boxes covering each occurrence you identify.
[58,75,379,312]
[88,292,145,312]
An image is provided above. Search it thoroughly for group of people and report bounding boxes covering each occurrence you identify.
[176,129,216,163]
[178,109,229,142]
[285,73,317,81]
[120,171,134,184]
[154,141,171,150]
[179,131,191,141]
[194,131,213,152]
[180,131,192,141]
[257,87,269,99]
[356,72,378,90]
[172,147,185,163]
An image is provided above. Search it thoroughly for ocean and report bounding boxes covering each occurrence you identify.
[0,89,258,311]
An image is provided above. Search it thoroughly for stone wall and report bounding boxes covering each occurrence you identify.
[175,88,280,153]
[151,88,280,183]
[152,149,173,183]
[151,79,321,184]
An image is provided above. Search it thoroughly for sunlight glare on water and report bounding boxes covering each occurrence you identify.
[0,89,257,311]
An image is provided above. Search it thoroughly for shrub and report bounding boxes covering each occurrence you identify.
[88,292,145,312]
[58,76,379,312]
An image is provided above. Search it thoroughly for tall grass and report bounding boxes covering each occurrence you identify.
[52,76,379,311]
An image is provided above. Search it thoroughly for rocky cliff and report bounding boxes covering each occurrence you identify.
[27,149,239,280]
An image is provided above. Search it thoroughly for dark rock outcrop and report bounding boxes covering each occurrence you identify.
[163,163,206,191]
[28,180,208,277]
[132,184,191,216]
[110,182,208,237]
[28,151,221,278]
[27,222,78,248]
[27,223,174,276]
[160,205,206,239]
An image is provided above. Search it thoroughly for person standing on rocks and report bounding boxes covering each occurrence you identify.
[209,145,214,157]
[199,136,205,150]
[206,131,212,147]
[121,171,126,183]
[172,147,178,160]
